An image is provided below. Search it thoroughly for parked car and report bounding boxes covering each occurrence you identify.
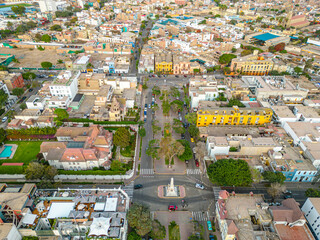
[195,183,205,190]
[28,88,33,92]
[184,75,187,78]
[168,205,177,211]
[145,104,148,108]
[207,221,213,231]
[195,159,199,167]
[175,75,179,78]
[190,138,194,142]
[181,134,185,139]
[2,116,8,123]
[209,234,215,240]
[134,184,143,189]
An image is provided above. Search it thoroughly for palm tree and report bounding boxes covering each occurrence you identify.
[267,183,286,202]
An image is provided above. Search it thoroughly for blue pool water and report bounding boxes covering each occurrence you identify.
[0,146,12,158]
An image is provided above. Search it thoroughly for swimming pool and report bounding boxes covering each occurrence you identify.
[0,146,12,158]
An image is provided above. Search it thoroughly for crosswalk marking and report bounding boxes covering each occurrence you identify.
[192,211,209,222]
[122,182,134,199]
[140,168,154,175]
[187,169,201,175]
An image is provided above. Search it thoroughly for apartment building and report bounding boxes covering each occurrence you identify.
[189,76,221,108]
[302,198,320,239]
[230,52,273,76]
[0,72,25,91]
[173,55,191,75]
[155,52,173,73]
[241,76,308,101]
[197,106,273,127]
[49,70,80,101]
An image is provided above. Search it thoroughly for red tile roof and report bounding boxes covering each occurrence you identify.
[275,224,313,240]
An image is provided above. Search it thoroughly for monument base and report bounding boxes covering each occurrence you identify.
[158,185,186,198]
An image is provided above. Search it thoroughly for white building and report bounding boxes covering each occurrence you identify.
[283,122,320,169]
[302,198,320,239]
[26,95,46,110]
[39,0,57,12]
[189,76,224,109]
[206,136,230,159]
[47,96,71,109]
[0,223,21,240]
[49,71,80,102]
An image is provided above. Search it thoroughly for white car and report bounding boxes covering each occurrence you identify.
[195,183,205,190]
[164,79,166,83]
[2,116,8,123]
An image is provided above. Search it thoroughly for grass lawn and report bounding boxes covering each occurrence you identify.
[1,141,42,164]
[0,3,32,9]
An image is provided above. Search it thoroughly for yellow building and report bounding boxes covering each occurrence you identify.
[230,52,273,76]
[197,106,273,127]
[155,53,173,73]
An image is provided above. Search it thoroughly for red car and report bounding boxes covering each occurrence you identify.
[168,205,178,211]
[195,160,199,167]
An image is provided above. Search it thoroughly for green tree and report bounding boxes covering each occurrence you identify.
[231,47,237,53]
[177,139,193,161]
[173,121,185,134]
[50,24,62,31]
[185,112,197,125]
[262,171,286,184]
[146,139,160,161]
[152,86,161,95]
[41,61,52,69]
[110,160,124,171]
[127,203,152,236]
[305,188,320,197]
[25,162,58,180]
[0,89,8,108]
[128,230,141,240]
[20,103,27,110]
[207,159,253,186]
[11,5,26,15]
[41,34,51,43]
[188,124,200,140]
[150,220,166,239]
[227,98,245,107]
[152,120,161,136]
[22,72,36,81]
[54,108,69,121]
[138,127,146,138]
[251,168,263,183]
[267,182,286,202]
[159,136,185,167]
[219,54,237,64]
[12,88,24,97]
[241,49,252,56]
[0,128,6,146]
[169,221,180,240]
[113,127,131,148]
[162,100,171,116]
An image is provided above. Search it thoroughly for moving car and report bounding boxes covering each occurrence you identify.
[168,205,177,211]
[190,138,194,142]
[134,184,143,189]
[195,159,199,167]
[2,116,8,123]
[195,183,205,190]
[28,88,33,92]
[283,190,293,199]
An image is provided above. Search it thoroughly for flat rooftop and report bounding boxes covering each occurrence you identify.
[272,106,296,118]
